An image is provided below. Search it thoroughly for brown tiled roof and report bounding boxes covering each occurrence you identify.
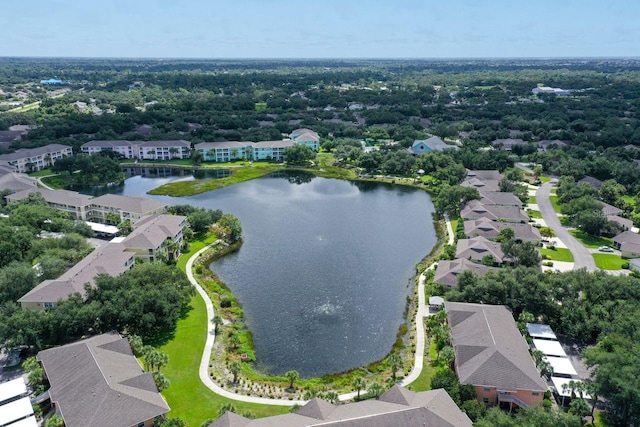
[37,332,169,427]
[445,302,547,393]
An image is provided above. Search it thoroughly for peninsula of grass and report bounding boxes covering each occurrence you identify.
[592,254,627,270]
[569,229,613,249]
[148,164,282,196]
[539,247,574,262]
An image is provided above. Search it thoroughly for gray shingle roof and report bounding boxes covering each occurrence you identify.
[464,218,541,241]
[195,141,248,150]
[479,191,523,207]
[18,242,134,304]
[82,140,133,148]
[460,178,501,192]
[254,139,295,149]
[0,172,37,192]
[37,332,169,427]
[466,170,503,181]
[445,302,547,393]
[122,214,186,250]
[613,230,640,246]
[209,386,471,427]
[433,259,497,288]
[90,194,167,215]
[461,200,528,223]
[0,144,71,162]
[455,236,504,263]
[140,140,191,148]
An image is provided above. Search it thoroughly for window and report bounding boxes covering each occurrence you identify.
[44,302,55,308]
[137,423,145,427]
[482,398,489,403]
[483,387,491,392]
[532,391,540,396]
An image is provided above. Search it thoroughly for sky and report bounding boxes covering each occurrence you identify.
[2,0,639,58]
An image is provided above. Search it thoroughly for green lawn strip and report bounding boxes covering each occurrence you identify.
[538,247,574,262]
[28,169,53,177]
[160,235,288,425]
[550,195,562,213]
[539,176,550,183]
[407,339,440,392]
[569,230,613,249]
[592,254,627,270]
[449,217,459,236]
[527,209,542,219]
[527,195,537,204]
[159,294,288,426]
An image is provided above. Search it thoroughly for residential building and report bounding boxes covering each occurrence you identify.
[460,200,529,223]
[408,136,459,155]
[612,230,640,250]
[81,140,138,158]
[492,138,528,151]
[479,191,523,207]
[86,194,168,223]
[18,214,187,309]
[577,176,603,190]
[455,236,505,264]
[464,218,541,243]
[5,189,168,223]
[195,141,248,162]
[139,140,191,160]
[601,202,623,217]
[253,139,295,161]
[0,144,73,173]
[0,130,24,144]
[537,140,567,151]
[532,86,570,96]
[290,128,321,151]
[18,242,135,310]
[466,170,503,181]
[120,214,187,262]
[0,171,38,193]
[210,385,472,427]
[621,242,640,259]
[445,302,547,409]
[608,215,633,231]
[37,332,170,427]
[433,259,497,289]
[460,178,501,193]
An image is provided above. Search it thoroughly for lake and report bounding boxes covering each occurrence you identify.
[90,169,437,377]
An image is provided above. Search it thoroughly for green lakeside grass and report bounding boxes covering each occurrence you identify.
[569,229,613,249]
[527,209,542,219]
[41,175,70,189]
[148,164,282,196]
[539,247,574,262]
[160,234,289,425]
[592,254,627,270]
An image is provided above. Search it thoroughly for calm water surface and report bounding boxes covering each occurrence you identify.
[93,170,437,376]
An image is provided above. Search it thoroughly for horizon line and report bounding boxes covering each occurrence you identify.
[2,55,640,61]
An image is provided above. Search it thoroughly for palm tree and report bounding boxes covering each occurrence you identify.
[387,353,402,381]
[368,382,384,399]
[352,378,366,400]
[169,147,179,159]
[206,149,217,162]
[229,334,241,351]
[218,403,236,417]
[325,391,339,404]
[229,362,241,384]
[212,315,223,332]
[231,148,239,160]
[441,346,456,370]
[148,149,156,160]
[285,370,299,390]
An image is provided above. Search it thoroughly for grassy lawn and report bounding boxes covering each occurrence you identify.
[592,254,627,270]
[159,234,289,425]
[407,340,440,392]
[569,230,613,249]
[449,217,459,236]
[539,247,574,262]
[41,175,70,189]
[28,169,53,177]
[539,175,550,183]
[527,209,542,219]
[148,164,283,196]
[550,195,562,213]
[527,195,537,204]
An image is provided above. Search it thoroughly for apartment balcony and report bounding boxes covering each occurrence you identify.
[498,392,528,409]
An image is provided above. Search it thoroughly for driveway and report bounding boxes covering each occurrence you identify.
[536,182,596,271]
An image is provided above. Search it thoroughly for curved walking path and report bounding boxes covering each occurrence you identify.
[536,182,596,271]
[186,216,454,405]
[36,175,55,190]
[186,243,304,406]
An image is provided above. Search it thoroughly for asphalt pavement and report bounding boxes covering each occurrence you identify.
[536,182,596,272]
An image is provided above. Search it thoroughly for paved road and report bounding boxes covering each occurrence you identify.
[536,182,596,271]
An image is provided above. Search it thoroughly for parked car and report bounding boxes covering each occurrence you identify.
[598,246,614,252]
